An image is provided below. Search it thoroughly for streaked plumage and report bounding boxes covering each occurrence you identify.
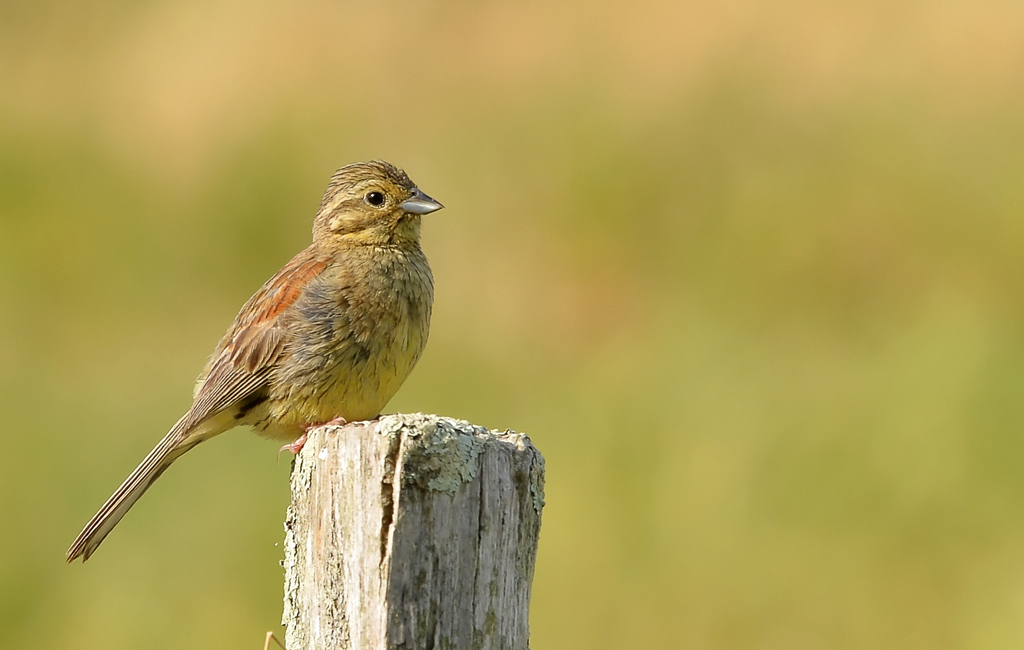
[67,160,441,562]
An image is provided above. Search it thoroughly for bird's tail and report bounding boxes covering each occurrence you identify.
[67,415,200,562]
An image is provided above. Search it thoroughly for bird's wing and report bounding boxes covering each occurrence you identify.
[184,248,330,430]
[67,249,330,562]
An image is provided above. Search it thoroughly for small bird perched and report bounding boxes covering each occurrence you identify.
[67,160,442,562]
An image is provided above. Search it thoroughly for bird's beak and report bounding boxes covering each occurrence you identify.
[401,188,444,215]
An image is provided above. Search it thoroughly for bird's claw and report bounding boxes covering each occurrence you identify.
[315,416,349,430]
[278,432,308,459]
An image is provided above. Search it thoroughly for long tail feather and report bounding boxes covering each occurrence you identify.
[67,416,199,562]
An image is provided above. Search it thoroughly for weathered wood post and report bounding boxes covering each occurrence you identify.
[281,413,545,650]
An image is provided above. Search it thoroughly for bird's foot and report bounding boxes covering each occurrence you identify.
[317,416,349,429]
[278,417,350,458]
[278,417,349,458]
[300,416,348,433]
[278,433,308,458]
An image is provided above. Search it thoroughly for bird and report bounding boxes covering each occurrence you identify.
[67,160,443,562]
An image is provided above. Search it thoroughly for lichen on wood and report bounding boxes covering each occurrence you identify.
[281,413,544,650]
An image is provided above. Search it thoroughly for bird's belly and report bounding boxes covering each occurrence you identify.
[259,315,426,437]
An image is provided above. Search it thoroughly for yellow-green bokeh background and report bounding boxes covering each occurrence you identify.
[4,1,1024,648]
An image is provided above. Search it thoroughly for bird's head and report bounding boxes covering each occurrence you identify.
[312,160,443,248]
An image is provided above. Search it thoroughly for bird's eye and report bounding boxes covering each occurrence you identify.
[365,191,385,206]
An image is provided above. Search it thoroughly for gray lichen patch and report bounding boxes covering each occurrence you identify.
[386,414,487,493]
[372,414,546,500]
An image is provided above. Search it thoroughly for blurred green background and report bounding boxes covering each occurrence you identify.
[4,0,1024,648]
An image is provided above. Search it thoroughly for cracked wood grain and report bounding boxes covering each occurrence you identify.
[282,413,545,650]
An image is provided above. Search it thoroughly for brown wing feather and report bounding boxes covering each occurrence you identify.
[67,251,330,562]
[235,251,330,330]
[186,249,329,430]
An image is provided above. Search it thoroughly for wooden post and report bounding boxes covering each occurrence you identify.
[281,413,545,650]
